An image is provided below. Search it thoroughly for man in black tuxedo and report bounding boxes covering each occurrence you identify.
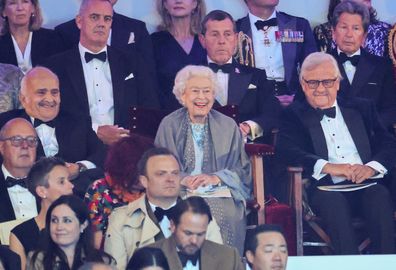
[0,118,37,222]
[54,0,155,75]
[0,67,106,197]
[199,10,281,142]
[44,0,159,145]
[237,0,317,106]
[276,52,396,254]
[329,0,396,130]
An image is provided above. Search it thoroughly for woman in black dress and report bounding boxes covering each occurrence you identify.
[152,0,207,110]
[9,157,74,270]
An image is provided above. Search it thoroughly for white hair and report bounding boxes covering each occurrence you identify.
[299,52,342,82]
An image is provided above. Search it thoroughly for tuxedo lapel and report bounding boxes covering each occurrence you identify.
[340,106,371,163]
[350,51,374,96]
[163,237,183,270]
[200,241,219,269]
[278,12,297,88]
[300,104,328,159]
[107,47,125,125]
[228,68,252,105]
[0,171,16,222]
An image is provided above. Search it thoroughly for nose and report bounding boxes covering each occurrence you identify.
[218,34,226,44]
[67,180,74,190]
[190,235,198,245]
[20,139,29,149]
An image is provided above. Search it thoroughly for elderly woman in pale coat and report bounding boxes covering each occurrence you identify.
[154,65,252,254]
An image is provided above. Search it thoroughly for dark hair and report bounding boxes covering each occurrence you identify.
[137,147,178,177]
[77,262,115,270]
[27,157,66,201]
[331,0,370,33]
[327,0,341,21]
[245,224,286,256]
[105,134,153,190]
[30,195,112,270]
[171,196,212,226]
[201,10,237,35]
[126,247,170,270]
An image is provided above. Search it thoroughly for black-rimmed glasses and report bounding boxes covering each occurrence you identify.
[303,78,338,89]
[1,136,39,148]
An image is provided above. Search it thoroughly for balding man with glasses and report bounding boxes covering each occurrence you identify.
[276,52,396,254]
[0,118,38,222]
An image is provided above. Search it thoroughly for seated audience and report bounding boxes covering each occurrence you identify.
[0,0,64,73]
[327,0,396,130]
[127,247,169,270]
[0,118,37,222]
[276,52,396,254]
[10,157,74,270]
[0,63,23,112]
[27,195,114,270]
[84,135,153,248]
[0,66,106,197]
[237,0,317,106]
[200,10,281,142]
[154,65,251,254]
[148,196,244,270]
[314,0,390,57]
[245,224,288,270]
[43,0,159,145]
[151,0,207,110]
[104,147,222,270]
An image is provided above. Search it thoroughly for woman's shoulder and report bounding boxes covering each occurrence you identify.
[150,30,171,41]
[161,108,186,124]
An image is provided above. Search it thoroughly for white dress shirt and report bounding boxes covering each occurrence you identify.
[79,43,114,132]
[338,47,361,84]
[2,165,37,219]
[11,32,33,74]
[312,101,387,183]
[148,200,177,238]
[248,11,285,81]
[32,118,96,169]
[183,260,199,270]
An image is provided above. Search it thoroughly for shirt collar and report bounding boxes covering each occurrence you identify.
[2,164,22,180]
[78,43,108,61]
[148,200,177,213]
[337,47,361,57]
[207,57,233,65]
[248,9,277,24]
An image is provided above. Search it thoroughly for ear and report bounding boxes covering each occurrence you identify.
[198,34,206,49]
[0,141,4,156]
[139,175,148,189]
[75,15,82,30]
[80,220,89,232]
[245,250,255,265]
[170,220,176,233]
[35,186,48,200]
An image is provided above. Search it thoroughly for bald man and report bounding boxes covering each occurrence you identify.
[0,118,38,222]
[0,67,106,197]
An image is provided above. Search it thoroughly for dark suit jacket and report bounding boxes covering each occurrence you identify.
[276,98,396,186]
[147,236,244,270]
[0,28,65,67]
[42,46,159,128]
[54,13,155,70]
[332,49,396,129]
[236,12,317,94]
[211,62,281,138]
[0,109,106,168]
[0,170,16,222]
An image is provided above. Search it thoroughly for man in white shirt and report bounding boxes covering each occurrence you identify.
[0,118,37,222]
[237,0,317,106]
[276,52,396,254]
[105,147,223,270]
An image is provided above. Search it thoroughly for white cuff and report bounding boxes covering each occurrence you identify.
[312,159,328,180]
[92,123,99,133]
[77,160,96,170]
[244,120,263,140]
[365,161,387,179]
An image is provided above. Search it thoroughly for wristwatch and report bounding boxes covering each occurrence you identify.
[77,163,87,173]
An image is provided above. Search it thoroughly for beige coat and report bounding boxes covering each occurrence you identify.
[104,195,223,270]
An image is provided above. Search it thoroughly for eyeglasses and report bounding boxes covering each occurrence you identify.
[303,78,338,89]
[1,136,39,148]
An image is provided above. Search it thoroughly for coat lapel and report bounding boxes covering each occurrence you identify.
[278,12,297,87]
[228,67,252,105]
[0,33,18,66]
[0,171,15,222]
[350,51,373,96]
[107,47,125,125]
[163,237,183,270]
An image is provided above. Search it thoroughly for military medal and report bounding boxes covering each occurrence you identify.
[262,26,271,47]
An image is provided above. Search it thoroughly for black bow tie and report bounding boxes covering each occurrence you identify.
[154,206,175,222]
[208,63,233,74]
[316,106,336,119]
[34,118,55,128]
[178,251,200,267]
[255,18,278,30]
[84,51,107,63]
[338,52,360,66]
[5,176,27,188]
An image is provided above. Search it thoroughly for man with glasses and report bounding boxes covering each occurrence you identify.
[0,118,38,222]
[0,66,105,198]
[276,52,396,254]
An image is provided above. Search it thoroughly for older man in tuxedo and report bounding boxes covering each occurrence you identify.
[44,0,159,145]
[0,67,105,197]
[329,0,396,130]
[237,0,317,106]
[199,10,281,142]
[0,118,37,222]
[148,196,244,270]
[276,52,396,254]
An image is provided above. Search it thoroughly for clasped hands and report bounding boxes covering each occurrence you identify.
[181,174,221,190]
[97,125,130,145]
[322,163,376,183]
